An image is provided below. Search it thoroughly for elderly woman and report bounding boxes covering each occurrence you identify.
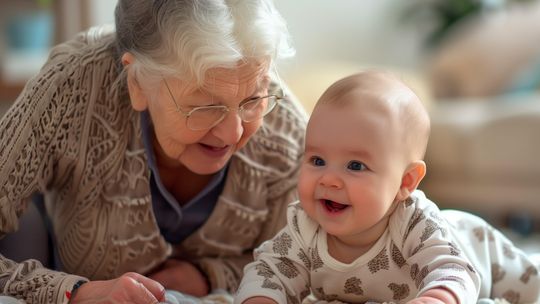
[0,0,306,303]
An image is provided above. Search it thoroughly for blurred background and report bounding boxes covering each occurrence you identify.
[0,0,539,251]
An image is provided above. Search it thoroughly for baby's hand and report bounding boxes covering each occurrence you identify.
[242,296,278,304]
[406,288,458,304]
[406,297,446,304]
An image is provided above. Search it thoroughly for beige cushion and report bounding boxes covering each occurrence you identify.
[421,96,540,216]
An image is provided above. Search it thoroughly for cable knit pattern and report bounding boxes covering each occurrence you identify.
[0,28,307,303]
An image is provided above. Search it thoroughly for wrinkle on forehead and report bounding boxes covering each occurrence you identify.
[173,60,270,98]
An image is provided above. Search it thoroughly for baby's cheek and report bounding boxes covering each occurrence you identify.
[298,174,315,206]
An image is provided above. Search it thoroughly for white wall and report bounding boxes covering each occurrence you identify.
[88,0,117,26]
[273,0,428,110]
[274,0,425,69]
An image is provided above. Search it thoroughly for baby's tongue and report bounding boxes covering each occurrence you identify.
[325,200,348,212]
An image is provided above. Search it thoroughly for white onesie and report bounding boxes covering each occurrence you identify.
[235,191,539,304]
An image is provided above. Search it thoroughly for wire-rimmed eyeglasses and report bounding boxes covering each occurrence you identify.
[163,79,284,131]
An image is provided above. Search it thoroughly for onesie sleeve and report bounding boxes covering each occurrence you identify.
[396,192,481,304]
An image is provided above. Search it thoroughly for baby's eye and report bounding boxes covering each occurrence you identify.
[309,156,325,167]
[347,160,366,171]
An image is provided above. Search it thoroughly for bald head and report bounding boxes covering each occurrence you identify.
[314,70,431,160]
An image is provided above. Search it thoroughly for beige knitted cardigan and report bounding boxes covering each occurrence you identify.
[0,28,307,303]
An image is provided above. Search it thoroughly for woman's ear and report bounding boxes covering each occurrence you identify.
[122,52,148,111]
[395,160,426,201]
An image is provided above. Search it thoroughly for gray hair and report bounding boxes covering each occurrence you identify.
[115,0,294,88]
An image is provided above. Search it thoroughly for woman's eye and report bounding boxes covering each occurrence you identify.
[310,156,325,167]
[347,160,366,171]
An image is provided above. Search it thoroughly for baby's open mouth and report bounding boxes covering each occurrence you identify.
[321,199,349,213]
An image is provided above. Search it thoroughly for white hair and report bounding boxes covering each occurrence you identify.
[115,0,294,88]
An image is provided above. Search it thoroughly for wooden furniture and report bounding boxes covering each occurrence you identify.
[0,80,24,103]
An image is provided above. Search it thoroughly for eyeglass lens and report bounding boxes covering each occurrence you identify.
[187,96,278,130]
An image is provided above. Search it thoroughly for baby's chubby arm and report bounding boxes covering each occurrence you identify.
[407,287,459,304]
[398,194,480,303]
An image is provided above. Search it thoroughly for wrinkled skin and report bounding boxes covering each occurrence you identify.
[71,272,165,304]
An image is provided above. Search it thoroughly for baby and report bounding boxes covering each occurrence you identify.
[234,71,540,304]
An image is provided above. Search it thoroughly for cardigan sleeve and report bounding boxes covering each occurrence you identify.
[0,37,89,303]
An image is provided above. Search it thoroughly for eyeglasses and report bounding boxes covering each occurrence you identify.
[163,79,283,131]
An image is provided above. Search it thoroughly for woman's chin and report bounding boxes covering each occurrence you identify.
[181,154,231,175]
[187,164,227,176]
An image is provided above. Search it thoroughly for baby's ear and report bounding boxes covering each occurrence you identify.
[396,161,426,201]
[122,52,148,111]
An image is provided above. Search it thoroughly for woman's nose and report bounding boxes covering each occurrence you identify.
[211,110,243,144]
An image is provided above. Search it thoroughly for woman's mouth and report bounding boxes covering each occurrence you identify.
[199,143,231,158]
[320,199,349,213]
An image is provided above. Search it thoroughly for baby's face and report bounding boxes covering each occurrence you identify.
[299,97,407,244]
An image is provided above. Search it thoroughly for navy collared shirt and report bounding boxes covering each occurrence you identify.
[141,111,227,244]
